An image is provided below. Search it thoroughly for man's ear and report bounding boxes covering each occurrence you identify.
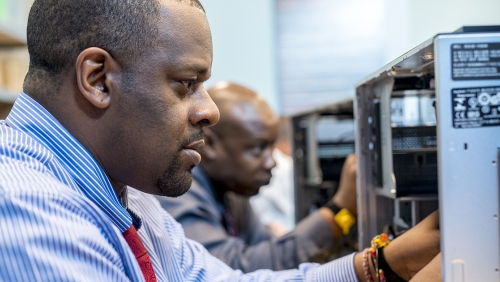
[202,129,219,161]
[75,47,119,109]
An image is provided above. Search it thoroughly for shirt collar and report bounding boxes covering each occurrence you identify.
[6,92,132,232]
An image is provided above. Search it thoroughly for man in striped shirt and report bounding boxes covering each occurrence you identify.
[0,0,441,281]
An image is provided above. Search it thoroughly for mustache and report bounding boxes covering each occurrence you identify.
[181,129,205,147]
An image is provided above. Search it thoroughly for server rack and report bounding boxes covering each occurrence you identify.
[355,26,500,281]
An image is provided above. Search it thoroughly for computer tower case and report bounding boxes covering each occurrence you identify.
[291,99,356,259]
[291,99,355,222]
[355,26,500,281]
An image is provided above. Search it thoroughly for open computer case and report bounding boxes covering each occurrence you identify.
[355,26,500,281]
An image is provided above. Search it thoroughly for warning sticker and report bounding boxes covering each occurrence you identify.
[451,42,500,80]
[452,86,500,128]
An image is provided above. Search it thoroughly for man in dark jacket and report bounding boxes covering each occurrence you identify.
[157,82,358,272]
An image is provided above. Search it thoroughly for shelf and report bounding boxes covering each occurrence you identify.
[397,194,438,202]
[0,31,25,46]
[0,88,19,103]
[391,89,435,97]
[374,189,438,201]
[393,148,437,153]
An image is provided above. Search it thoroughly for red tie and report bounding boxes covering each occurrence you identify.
[122,226,157,282]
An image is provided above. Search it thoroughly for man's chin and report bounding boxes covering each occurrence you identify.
[167,186,191,198]
[156,171,193,197]
[157,182,192,198]
[247,189,260,197]
[238,186,261,197]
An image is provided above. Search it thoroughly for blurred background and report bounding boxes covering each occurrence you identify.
[1,0,499,117]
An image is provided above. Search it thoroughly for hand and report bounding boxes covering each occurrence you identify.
[410,253,442,282]
[333,154,357,215]
[267,221,289,237]
[384,210,440,281]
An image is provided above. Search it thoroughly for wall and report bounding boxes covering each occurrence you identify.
[407,0,500,48]
[275,0,500,115]
[276,0,412,115]
[0,0,32,109]
[202,0,280,113]
[0,0,34,43]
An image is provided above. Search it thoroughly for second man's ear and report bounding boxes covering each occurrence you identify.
[75,47,119,109]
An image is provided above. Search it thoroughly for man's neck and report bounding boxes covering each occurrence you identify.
[198,164,229,205]
[198,162,228,199]
[110,181,128,207]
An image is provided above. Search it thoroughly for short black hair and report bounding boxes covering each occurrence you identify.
[26,0,204,77]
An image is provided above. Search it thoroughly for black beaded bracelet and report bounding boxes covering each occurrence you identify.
[378,247,407,282]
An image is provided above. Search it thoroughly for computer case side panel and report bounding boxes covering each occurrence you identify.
[356,77,395,249]
[435,32,500,282]
[356,83,378,250]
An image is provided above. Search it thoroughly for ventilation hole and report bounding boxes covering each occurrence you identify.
[417,154,424,165]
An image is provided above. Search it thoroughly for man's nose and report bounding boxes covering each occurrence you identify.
[190,86,220,127]
[263,148,277,170]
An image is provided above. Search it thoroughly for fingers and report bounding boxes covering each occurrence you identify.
[333,154,358,215]
[341,154,357,179]
[338,154,357,192]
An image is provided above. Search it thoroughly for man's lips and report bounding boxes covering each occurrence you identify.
[257,171,273,186]
[183,140,205,166]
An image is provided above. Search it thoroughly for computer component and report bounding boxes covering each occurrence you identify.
[355,26,500,281]
[291,99,355,222]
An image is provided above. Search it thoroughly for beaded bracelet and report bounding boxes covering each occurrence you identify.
[362,248,374,282]
[369,233,391,282]
[378,247,407,282]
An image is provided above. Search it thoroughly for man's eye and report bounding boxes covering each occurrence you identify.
[180,80,196,89]
[251,144,265,155]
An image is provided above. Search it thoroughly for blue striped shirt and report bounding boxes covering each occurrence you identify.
[0,92,359,281]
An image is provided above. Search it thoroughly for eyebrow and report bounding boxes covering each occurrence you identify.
[184,64,211,80]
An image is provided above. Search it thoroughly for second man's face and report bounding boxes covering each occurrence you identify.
[215,105,279,196]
